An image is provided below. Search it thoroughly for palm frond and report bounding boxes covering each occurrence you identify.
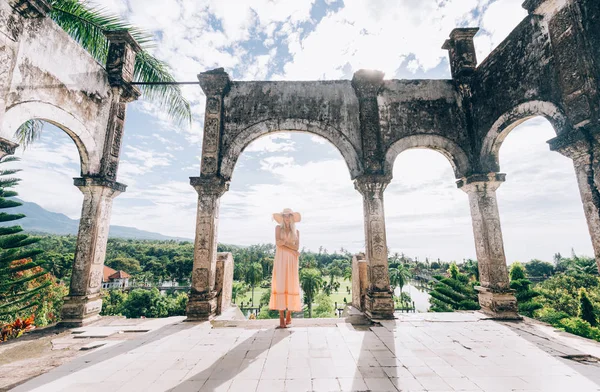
[49,0,153,65]
[14,120,44,149]
[49,0,191,127]
[134,51,192,126]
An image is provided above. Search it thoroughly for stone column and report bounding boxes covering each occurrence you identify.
[354,175,394,319]
[550,133,600,273]
[60,177,125,326]
[457,173,519,319]
[186,176,229,321]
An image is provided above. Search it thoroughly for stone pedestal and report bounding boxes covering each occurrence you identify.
[458,173,519,319]
[215,252,234,315]
[351,253,367,311]
[354,175,394,320]
[186,176,229,321]
[476,286,520,319]
[59,177,125,327]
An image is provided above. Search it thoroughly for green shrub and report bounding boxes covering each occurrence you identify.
[558,317,600,342]
[578,288,597,327]
[535,307,570,325]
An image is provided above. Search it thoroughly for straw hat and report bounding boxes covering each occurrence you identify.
[273,208,301,224]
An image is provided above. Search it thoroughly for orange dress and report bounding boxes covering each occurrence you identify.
[269,230,302,312]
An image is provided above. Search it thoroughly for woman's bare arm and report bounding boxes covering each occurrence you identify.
[275,226,286,247]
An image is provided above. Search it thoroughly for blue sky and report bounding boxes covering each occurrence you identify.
[11,0,594,263]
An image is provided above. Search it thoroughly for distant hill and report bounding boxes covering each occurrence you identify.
[3,200,192,241]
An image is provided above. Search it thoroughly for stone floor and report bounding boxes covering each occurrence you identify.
[6,312,600,392]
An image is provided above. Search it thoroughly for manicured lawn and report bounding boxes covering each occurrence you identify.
[234,277,353,314]
[235,285,268,308]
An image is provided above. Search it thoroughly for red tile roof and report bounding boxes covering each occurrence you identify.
[108,270,131,280]
[103,265,117,282]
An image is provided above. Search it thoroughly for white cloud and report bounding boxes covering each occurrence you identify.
[245,134,295,153]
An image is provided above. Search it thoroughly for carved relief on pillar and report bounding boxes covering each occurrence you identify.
[198,68,231,178]
[351,69,385,174]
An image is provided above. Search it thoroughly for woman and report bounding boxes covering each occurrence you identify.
[269,208,302,328]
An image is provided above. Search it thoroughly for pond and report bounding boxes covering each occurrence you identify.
[395,282,431,312]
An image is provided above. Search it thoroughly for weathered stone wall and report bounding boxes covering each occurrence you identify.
[215,252,234,315]
[0,2,112,174]
[220,80,363,179]
[472,15,560,171]
[379,79,471,178]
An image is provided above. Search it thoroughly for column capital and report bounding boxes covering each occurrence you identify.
[10,0,51,18]
[104,30,141,101]
[198,68,231,97]
[442,28,479,79]
[190,175,230,197]
[354,174,392,197]
[548,129,593,163]
[73,176,127,193]
[351,69,385,98]
[457,173,505,193]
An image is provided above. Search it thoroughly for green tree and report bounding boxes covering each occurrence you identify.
[389,264,411,298]
[121,288,168,318]
[509,263,542,317]
[101,289,128,316]
[313,293,334,318]
[300,268,324,318]
[244,262,263,306]
[0,157,50,320]
[524,259,554,277]
[232,281,247,304]
[429,263,479,312]
[107,257,141,274]
[579,288,597,327]
[16,0,191,146]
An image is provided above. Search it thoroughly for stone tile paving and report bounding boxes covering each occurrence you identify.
[10,313,600,392]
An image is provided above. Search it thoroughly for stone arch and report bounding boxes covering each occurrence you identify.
[220,119,363,180]
[384,134,471,179]
[2,101,100,175]
[480,100,569,172]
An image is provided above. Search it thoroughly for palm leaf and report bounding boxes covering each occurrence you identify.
[14,0,192,148]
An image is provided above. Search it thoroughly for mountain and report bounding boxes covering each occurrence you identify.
[4,200,192,241]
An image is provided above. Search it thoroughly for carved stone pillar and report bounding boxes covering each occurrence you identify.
[354,175,394,319]
[197,68,231,177]
[550,132,600,273]
[60,177,125,327]
[457,173,519,319]
[101,30,141,180]
[186,176,229,321]
[352,69,385,174]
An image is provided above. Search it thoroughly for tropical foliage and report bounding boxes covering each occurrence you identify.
[0,158,50,320]
[509,262,542,317]
[300,268,324,318]
[428,263,480,312]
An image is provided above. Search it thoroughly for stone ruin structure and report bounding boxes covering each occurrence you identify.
[1,0,600,325]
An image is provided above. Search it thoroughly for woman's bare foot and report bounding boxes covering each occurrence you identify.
[278,311,287,329]
[286,311,292,325]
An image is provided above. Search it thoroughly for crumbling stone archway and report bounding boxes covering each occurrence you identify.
[0,1,142,326]
[384,134,472,179]
[188,0,600,321]
[2,101,99,174]
[220,119,363,181]
[479,101,570,173]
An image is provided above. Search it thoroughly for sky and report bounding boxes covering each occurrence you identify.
[9,0,595,263]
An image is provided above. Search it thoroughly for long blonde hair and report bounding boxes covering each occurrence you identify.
[280,219,297,242]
